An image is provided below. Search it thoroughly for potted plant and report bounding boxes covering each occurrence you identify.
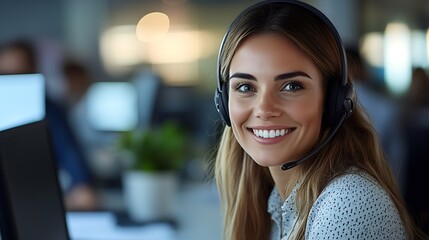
[118,121,189,222]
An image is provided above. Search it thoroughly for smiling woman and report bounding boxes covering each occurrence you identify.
[213,1,427,240]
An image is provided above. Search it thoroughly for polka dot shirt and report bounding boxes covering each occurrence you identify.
[267,170,407,239]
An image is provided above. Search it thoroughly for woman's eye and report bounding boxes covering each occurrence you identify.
[283,82,303,92]
[236,83,255,93]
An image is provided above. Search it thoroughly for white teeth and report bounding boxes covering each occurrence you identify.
[252,128,290,138]
[263,130,269,138]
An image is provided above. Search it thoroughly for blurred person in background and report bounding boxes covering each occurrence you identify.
[61,59,97,172]
[62,59,92,108]
[400,67,429,234]
[403,67,429,107]
[0,39,98,211]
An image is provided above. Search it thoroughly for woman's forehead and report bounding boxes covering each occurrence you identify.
[230,33,321,80]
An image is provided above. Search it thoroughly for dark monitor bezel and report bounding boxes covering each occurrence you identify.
[0,120,70,240]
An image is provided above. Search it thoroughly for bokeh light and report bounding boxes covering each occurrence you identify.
[136,12,170,43]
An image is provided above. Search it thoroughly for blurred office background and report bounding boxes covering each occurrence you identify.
[1,0,429,238]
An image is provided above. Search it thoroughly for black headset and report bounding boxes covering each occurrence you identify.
[213,0,355,170]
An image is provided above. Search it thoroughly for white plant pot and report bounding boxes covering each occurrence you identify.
[122,171,178,222]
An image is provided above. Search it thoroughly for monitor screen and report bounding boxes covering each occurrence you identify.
[86,82,138,131]
[0,73,45,131]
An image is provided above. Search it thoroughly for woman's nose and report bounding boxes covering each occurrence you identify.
[254,91,281,120]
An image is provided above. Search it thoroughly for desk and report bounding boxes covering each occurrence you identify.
[67,211,176,240]
[67,181,222,240]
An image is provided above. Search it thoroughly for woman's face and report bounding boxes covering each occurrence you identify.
[229,33,324,167]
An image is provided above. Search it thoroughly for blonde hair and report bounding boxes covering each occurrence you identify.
[215,128,274,239]
[214,2,426,240]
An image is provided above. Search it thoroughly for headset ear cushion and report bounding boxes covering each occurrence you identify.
[342,83,355,118]
[323,79,339,127]
[323,81,355,127]
[214,85,231,126]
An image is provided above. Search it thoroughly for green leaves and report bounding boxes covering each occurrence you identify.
[118,122,188,172]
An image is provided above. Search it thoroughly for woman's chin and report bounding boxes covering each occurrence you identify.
[251,157,289,168]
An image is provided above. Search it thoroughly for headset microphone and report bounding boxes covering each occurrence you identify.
[281,112,347,170]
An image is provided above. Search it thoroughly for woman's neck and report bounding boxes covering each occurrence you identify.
[269,165,301,201]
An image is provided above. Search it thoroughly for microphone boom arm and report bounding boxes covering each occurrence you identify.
[281,113,347,170]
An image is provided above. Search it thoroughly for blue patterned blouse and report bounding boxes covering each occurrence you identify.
[268,170,407,239]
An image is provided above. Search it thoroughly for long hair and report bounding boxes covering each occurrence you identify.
[214,2,426,239]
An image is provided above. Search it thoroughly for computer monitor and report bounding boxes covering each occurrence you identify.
[0,74,70,240]
[86,81,138,132]
[0,121,70,240]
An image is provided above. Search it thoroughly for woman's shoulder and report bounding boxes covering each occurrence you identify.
[305,170,407,239]
[320,170,382,197]
[311,170,395,215]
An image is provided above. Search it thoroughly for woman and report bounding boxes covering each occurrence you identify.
[213,1,426,239]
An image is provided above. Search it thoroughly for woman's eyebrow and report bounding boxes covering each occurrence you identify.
[275,71,311,81]
[229,71,311,81]
[229,72,256,81]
